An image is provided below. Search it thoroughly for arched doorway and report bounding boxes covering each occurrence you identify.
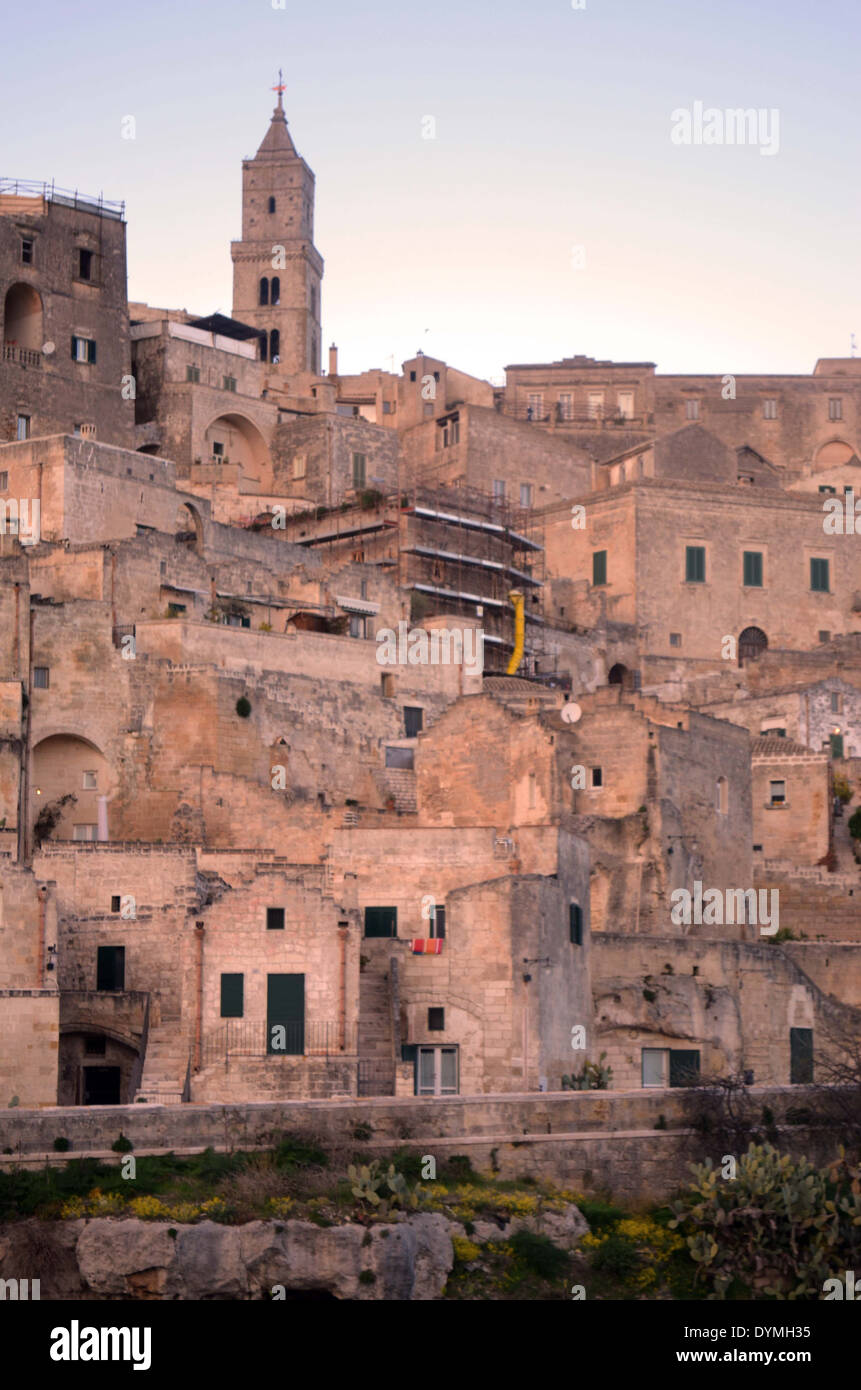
[3,283,43,351]
[739,627,768,666]
[814,439,856,471]
[608,663,638,691]
[175,501,202,551]
[202,412,272,491]
[32,734,111,845]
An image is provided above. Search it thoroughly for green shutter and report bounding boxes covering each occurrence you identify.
[790,1027,813,1084]
[220,973,244,1018]
[743,551,763,587]
[97,945,125,991]
[811,558,829,592]
[364,906,397,938]
[685,546,705,583]
[669,1050,700,1086]
[569,903,583,944]
[592,550,607,586]
[88,339,97,364]
[267,973,304,1054]
[71,336,78,360]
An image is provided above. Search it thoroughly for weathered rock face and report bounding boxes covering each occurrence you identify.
[0,1214,456,1301]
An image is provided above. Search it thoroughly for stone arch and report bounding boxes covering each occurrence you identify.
[3,282,43,351]
[738,626,768,666]
[608,662,638,691]
[175,499,203,551]
[202,411,272,491]
[814,438,856,471]
[32,733,112,843]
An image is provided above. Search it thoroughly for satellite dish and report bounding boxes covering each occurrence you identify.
[42,341,55,355]
[561,701,582,724]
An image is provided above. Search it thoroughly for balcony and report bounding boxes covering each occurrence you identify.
[2,344,42,368]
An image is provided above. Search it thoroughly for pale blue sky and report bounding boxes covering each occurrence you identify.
[4,0,858,380]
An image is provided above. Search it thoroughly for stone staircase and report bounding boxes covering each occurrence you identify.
[135,1021,189,1104]
[358,965,395,1095]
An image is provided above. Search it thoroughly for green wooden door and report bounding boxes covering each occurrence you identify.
[790,1027,813,1084]
[830,734,844,759]
[267,974,304,1054]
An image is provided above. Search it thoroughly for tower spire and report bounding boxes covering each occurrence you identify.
[272,69,286,114]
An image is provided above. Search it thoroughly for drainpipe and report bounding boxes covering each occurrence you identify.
[338,920,348,1051]
[110,550,116,632]
[36,884,46,986]
[193,921,205,1071]
[13,583,19,676]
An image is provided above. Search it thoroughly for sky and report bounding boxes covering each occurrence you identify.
[3,0,859,382]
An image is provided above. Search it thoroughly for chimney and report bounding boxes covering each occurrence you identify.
[328,343,338,377]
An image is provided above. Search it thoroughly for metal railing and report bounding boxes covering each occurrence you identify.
[198,1019,358,1069]
[0,178,125,220]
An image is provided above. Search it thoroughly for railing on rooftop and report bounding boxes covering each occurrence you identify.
[500,403,653,429]
[0,178,125,221]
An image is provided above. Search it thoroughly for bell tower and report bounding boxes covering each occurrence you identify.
[231,74,323,377]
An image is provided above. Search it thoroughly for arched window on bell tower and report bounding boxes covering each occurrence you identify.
[270,329,280,363]
[259,278,269,306]
[271,276,280,305]
[259,331,268,362]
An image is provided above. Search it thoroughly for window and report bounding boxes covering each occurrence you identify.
[819,484,836,495]
[442,418,460,447]
[763,398,777,419]
[591,767,603,789]
[685,546,706,583]
[520,483,533,508]
[0,472,7,490]
[271,276,280,305]
[292,455,306,479]
[790,1027,813,1084]
[558,393,574,421]
[360,579,368,599]
[266,907,285,930]
[78,248,93,280]
[685,399,700,420]
[669,1050,701,1086]
[364,906,397,938]
[270,329,280,363]
[769,780,786,806]
[381,673,395,697]
[33,666,49,688]
[110,895,121,913]
[587,392,604,420]
[71,336,97,364]
[220,973,244,1019]
[716,776,728,814]
[82,770,97,789]
[761,726,785,738]
[72,824,98,841]
[21,238,33,264]
[828,398,843,421]
[348,614,366,640]
[259,277,269,306]
[404,706,423,738]
[493,479,505,501]
[16,414,30,441]
[429,904,445,939]
[819,630,831,644]
[428,1008,445,1031]
[669,632,682,647]
[743,551,763,587]
[416,1045,458,1096]
[592,550,607,586]
[616,392,634,419]
[385,746,414,769]
[810,557,830,592]
[526,393,543,421]
[96,946,125,991]
[268,196,276,213]
[409,371,417,382]
[642,1048,666,1087]
[85,1035,106,1055]
[832,692,842,713]
[352,452,366,488]
[569,902,583,945]
[222,376,237,393]
[185,364,202,385]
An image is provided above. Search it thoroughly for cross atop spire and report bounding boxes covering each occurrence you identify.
[272,69,286,111]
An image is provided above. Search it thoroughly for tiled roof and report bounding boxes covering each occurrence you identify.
[751,736,822,758]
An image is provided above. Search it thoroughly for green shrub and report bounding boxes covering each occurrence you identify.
[591,1232,642,1280]
[509,1230,568,1281]
[111,1134,133,1154]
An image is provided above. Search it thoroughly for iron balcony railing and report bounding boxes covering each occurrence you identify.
[2,344,42,367]
[198,1019,358,1069]
[0,178,125,221]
